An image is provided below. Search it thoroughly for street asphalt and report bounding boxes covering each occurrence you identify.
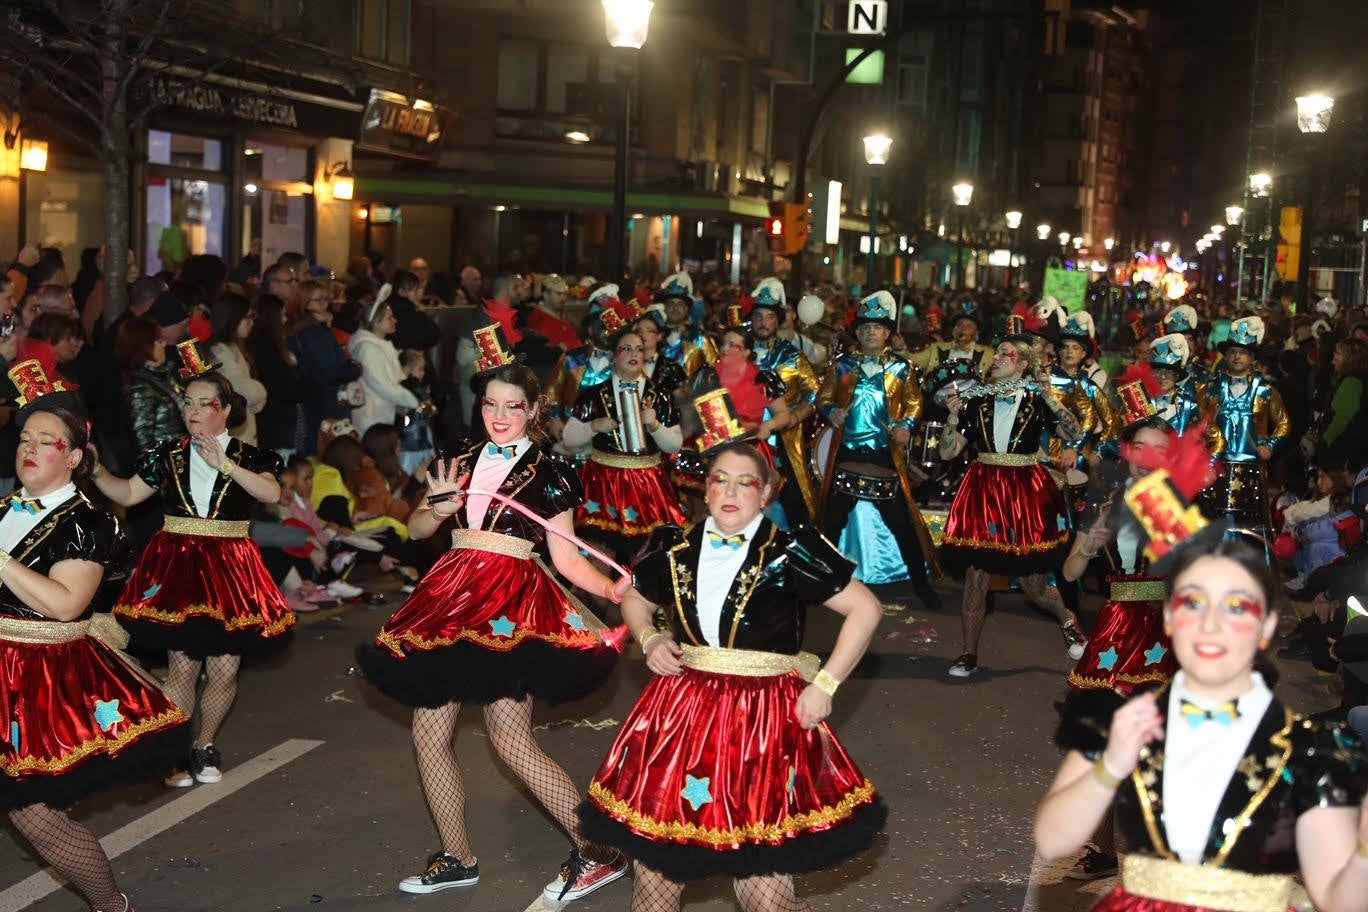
[0,577,1337,912]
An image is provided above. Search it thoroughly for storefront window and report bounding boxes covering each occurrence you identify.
[23,170,105,271]
[242,142,311,266]
[146,130,227,272]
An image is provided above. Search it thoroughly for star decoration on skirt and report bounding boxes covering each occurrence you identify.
[1144,642,1168,666]
[787,765,797,799]
[1097,647,1119,671]
[1057,516,1069,531]
[624,507,640,522]
[93,699,124,733]
[987,522,998,536]
[681,774,713,811]
[564,610,588,632]
[9,721,18,751]
[142,583,161,600]
[586,500,602,514]
[606,504,619,518]
[489,616,517,638]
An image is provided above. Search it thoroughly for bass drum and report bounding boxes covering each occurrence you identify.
[808,424,837,488]
[922,359,981,409]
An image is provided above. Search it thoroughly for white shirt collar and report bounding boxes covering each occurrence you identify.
[702,513,765,545]
[15,482,78,509]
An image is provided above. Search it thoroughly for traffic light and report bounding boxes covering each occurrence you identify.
[784,202,811,255]
[767,202,785,254]
[1276,206,1301,281]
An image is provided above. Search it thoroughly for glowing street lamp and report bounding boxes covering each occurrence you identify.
[1058,231,1071,248]
[601,0,654,281]
[1005,210,1023,230]
[951,181,973,287]
[862,134,893,166]
[1209,225,1225,237]
[863,134,892,286]
[1294,92,1335,310]
[1248,172,1272,198]
[603,0,654,48]
[1036,223,1052,241]
[1295,94,1335,134]
[1104,237,1115,251]
[1225,205,1244,226]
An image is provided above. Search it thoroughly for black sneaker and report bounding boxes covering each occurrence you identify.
[398,852,479,893]
[1061,622,1087,661]
[189,745,223,784]
[947,653,979,678]
[1064,845,1118,881]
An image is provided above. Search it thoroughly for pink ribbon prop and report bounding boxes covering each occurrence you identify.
[461,486,631,580]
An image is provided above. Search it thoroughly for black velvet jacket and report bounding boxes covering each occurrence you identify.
[957,389,1073,455]
[1057,686,1368,873]
[446,442,584,541]
[0,495,121,621]
[136,438,284,521]
[633,520,855,654]
[569,375,680,455]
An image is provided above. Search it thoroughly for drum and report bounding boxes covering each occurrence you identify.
[922,360,981,408]
[808,424,837,487]
[833,462,899,502]
[1064,467,1090,522]
[917,421,946,470]
[1219,461,1267,520]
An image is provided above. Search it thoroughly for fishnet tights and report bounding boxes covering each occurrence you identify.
[960,569,1073,655]
[411,695,599,867]
[631,864,813,912]
[9,804,125,910]
[164,651,240,749]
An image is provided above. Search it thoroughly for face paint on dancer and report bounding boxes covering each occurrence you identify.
[719,331,750,364]
[704,450,772,535]
[481,379,536,446]
[16,412,82,494]
[613,331,646,381]
[990,343,1027,381]
[182,381,229,437]
[1163,554,1277,703]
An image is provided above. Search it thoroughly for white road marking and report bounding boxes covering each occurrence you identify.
[522,895,566,912]
[0,738,323,912]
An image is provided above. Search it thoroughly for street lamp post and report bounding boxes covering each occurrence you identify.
[1226,204,1245,302]
[952,181,973,288]
[1295,93,1334,312]
[863,134,892,290]
[602,1,654,284]
[1005,209,1022,289]
[1248,171,1273,302]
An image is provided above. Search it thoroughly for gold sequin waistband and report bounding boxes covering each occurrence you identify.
[1109,581,1166,602]
[680,644,820,681]
[591,449,662,469]
[450,529,534,559]
[1121,855,1292,912]
[976,452,1041,467]
[163,516,252,538]
[0,613,130,650]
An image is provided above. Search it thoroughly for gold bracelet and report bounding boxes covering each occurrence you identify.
[638,631,666,654]
[218,458,237,477]
[813,668,842,697]
[1356,837,1368,861]
[1092,755,1123,790]
[0,549,10,576]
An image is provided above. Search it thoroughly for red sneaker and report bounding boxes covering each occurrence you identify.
[542,849,628,901]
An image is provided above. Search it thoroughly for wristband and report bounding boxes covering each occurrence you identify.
[1092,755,1123,790]
[1357,837,1368,861]
[813,668,842,697]
[218,458,237,477]
[1079,548,1099,559]
[0,549,10,575]
[638,630,666,654]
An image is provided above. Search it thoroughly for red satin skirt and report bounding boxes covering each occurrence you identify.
[356,546,618,708]
[113,531,295,658]
[1069,577,1177,693]
[580,667,885,880]
[578,458,685,539]
[1089,885,1271,912]
[0,625,191,809]
[939,461,1072,574]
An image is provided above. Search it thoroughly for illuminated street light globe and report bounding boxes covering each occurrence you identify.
[1295,94,1335,134]
[1225,205,1244,226]
[1209,225,1225,237]
[1005,210,1023,230]
[951,182,974,207]
[603,0,655,48]
[1104,237,1115,251]
[1036,223,1052,240]
[1249,172,1273,198]
[1196,239,1211,253]
[1058,231,1071,247]
[1072,236,1084,250]
[863,134,892,166]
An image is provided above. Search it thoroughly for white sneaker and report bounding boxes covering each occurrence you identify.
[326,579,365,599]
[164,769,193,788]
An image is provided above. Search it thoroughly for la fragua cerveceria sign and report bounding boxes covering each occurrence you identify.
[357,89,451,162]
[147,76,360,137]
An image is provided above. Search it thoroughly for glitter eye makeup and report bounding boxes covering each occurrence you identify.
[736,475,761,489]
[1226,596,1265,619]
[1169,592,1204,612]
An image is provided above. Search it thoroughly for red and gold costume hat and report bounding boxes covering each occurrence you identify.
[693,388,750,453]
[1122,424,1222,568]
[9,359,84,420]
[473,322,518,373]
[176,339,221,381]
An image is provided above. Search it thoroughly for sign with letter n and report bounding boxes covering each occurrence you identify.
[848,0,888,35]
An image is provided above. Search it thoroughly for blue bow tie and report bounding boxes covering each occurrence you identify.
[996,394,1017,405]
[7,494,43,515]
[707,530,746,550]
[619,381,639,391]
[487,443,518,459]
[1180,698,1240,728]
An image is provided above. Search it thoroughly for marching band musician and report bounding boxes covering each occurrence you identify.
[1140,333,1207,435]
[908,301,996,378]
[817,291,941,609]
[1050,311,1116,477]
[657,272,716,374]
[544,285,627,444]
[1160,304,1214,401]
[1204,316,1290,545]
[748,278,822,527]
[563,313,686,562]
[938,335,1088,679]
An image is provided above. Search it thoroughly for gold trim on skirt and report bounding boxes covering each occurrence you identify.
[590,449,663,469]
[1121,854,1293,912]
[450,529,534,560]
[1109,580,1167,602]
[680,644,820,682]
[976,452,1041,467]
[163,516,251,538]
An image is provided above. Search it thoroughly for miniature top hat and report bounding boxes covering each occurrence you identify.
[1005,313,1026,337]
[1148,332,1190,380]
[1163,304,1199,334]
[725,303,748,329]
[1219,315,1265,353]
[693,388,751,453]
[9,359,84,421]
[596,295,644,335]
[473,322,518,373]
[176,339,221,381]
[854,290,897,329]
[923,303,945,333]
[1060,310,1097,341]
[1114,378,1159,429]
[658,271,694,301]
[749,278,787,320]
[1121,425,1222,569]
